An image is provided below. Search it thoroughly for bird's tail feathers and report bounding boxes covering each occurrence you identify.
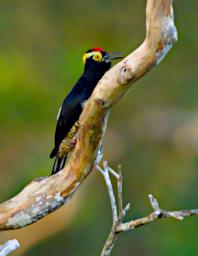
[51,155,67,175]
[50,147,57,158]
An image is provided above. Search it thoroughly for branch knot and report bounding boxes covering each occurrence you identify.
[119,64,134,84]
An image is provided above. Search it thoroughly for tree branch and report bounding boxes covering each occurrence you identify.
[96,162,118,224]
[98,162,198,256]
[0,0,177,230]
[0,239,20,256]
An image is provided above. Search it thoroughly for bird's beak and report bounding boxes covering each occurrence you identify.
[107,52,124,62]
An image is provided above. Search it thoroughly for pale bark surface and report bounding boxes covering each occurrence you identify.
[0,0,177,230]
[0,239,20,256]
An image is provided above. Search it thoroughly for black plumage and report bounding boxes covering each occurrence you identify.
[50,48,122,174]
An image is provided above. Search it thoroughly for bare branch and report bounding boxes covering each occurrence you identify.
[96,163,118,224]
[99,163,198,256]
[0,0,177,230]
[117,196,198,232]
[0,239,20,256]
[116,165,123,220]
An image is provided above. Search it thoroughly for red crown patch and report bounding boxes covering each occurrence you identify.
[92,47,105,52]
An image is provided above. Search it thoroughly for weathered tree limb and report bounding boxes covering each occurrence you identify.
[98,162,198,256]
[0,0,177,230]
[0,239,20,256]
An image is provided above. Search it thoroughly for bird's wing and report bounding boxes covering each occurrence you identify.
[50,92,84,158]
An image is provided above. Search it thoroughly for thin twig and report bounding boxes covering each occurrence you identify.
[97,162,128,256]
[122,203,130,219]
[96,162,118,224]
[108,166,120,179]
[98,162,198,256]
[0,239,20,256]
[117,165,123,221]
[117,196,198,232]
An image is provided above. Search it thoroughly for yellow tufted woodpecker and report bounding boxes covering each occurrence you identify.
[50,48,123,175]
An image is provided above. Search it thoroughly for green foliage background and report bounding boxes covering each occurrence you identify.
[0,0,197,255]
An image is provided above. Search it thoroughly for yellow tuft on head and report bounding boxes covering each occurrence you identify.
[83,53,87,64]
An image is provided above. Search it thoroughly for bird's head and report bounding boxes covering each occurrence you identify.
[83,47,123,74]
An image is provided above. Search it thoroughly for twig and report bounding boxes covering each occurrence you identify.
[97,162,130,256]
[117,165,123,220]
[97,162,198,256]
[0,239,20,256]
[96,162,118,224]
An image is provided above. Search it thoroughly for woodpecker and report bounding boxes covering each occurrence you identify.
[50,48,123,174]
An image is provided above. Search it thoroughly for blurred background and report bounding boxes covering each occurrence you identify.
[0,0,197,255]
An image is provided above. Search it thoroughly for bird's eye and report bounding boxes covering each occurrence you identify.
[93,52,103,62]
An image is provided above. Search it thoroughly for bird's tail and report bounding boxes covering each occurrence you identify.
[51,155,67,175]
